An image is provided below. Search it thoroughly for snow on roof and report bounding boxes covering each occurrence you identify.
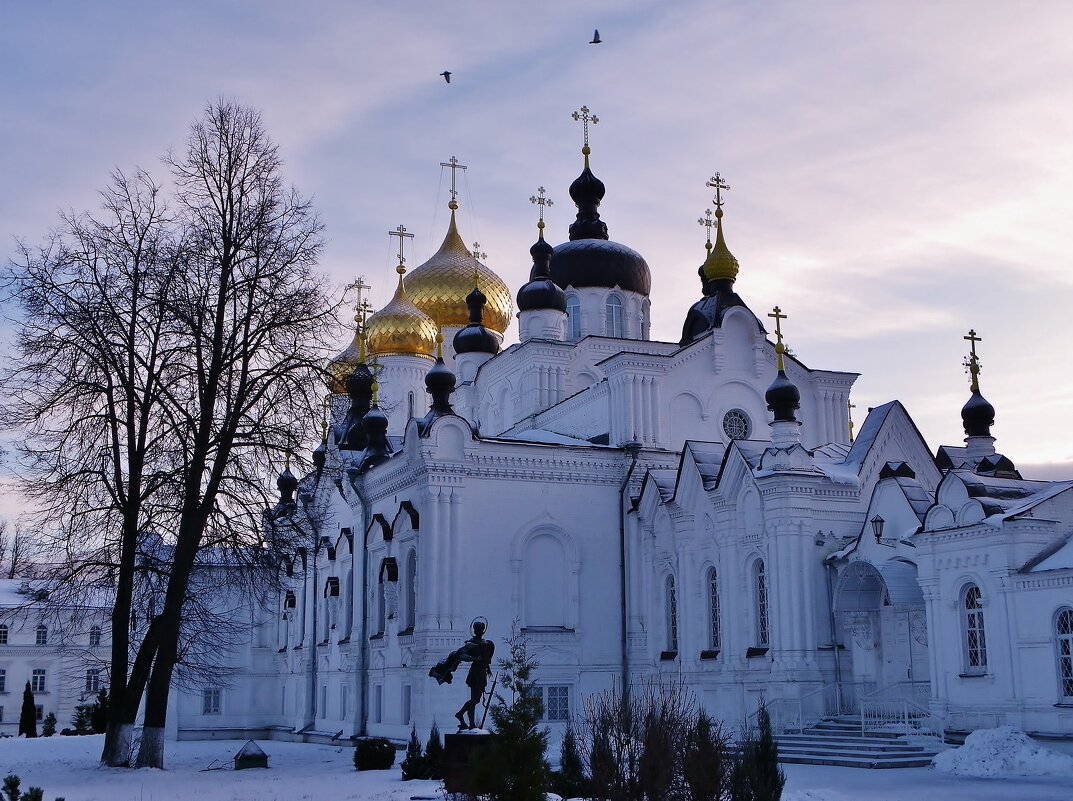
[235,740,268,759]
[999,480,1073,521]
[1027,535,1073,572]
[501,428,597,446]
[683,442,726,489]
[842,401,899,468]
[649,470,677,502]
[896,476,933,520]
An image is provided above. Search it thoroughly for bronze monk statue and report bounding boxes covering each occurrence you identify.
[429,617,495,730]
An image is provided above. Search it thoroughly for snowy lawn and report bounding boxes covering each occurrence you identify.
[1,734,1071,801]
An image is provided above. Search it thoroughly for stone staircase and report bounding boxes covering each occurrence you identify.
[774,716,946,769]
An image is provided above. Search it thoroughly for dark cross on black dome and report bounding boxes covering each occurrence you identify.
[572,105,599,152]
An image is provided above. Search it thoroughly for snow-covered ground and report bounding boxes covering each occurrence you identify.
[2,734,1072,801]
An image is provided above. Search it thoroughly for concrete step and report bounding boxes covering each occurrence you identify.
[776,737,929,753]
[777,752,937,769]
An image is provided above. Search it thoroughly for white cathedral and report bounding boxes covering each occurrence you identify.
[151,124,1073,748]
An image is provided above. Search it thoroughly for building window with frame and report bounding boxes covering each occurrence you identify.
[35,625,47,646]
[202,687,221,715]
[1055,607,1073,701]
[961,584,987,674]
[755,559,769,647]
[405,549,417,631]
[707,567,721,651]
[605,294,623,338]
[376,578,386,635]
[666,575,679,653]
[0,624,7,644]
[722,409,751,441]
[31,669,46,693]
[0,668,5,693]
[537,685,570,722]
[35,704,43,721]
[566,294,581,340]
[85,669,100,694]
[0,707,3,723]
[89,625,102,647]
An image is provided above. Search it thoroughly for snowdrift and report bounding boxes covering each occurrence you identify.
[931,726,1073,778]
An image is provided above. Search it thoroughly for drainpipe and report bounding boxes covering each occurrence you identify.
[620,441,642,698]
[825,560,844,711]
[352,471,372,737]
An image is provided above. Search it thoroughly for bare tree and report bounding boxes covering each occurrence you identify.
[3,99,337,769]
[133,99,335,768]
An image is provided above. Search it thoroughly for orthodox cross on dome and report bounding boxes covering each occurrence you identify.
[530,186,553,238]
[389,224,415,266]
[470,241,487,289]
[440,156,468,207]
[707,172,730,210]
[698,208,716,251]
[344,276,372,322]
[571,105,599,152]
[768,306,788,371]
[963,328,983,393]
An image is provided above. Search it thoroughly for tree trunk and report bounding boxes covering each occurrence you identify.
[136,726,166,770]
[103,722,135,768]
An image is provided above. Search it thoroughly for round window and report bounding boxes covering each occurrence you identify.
[722,409,751,440]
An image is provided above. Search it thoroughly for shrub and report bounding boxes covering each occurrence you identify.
[552,723,589,800]
[400,724,428,780]
[19,789,43,801]
[41,713,57,737]
[2,775,20,801]
[354,737,396,771]
[70,704,94,736]
[470,625,550,801]
[729,703,785,801]
[684,709,732,801]
[18,684,36,739]
[90,688,109,734]
[424,721,444,780]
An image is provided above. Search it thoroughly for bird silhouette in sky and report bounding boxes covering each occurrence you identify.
[440,71,452,83]
[590,29,601,44]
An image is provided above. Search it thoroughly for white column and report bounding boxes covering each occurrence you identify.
[449,489,461,631]
[437,488,451,629]
[422,487,440,629]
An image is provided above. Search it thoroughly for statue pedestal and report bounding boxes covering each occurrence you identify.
[444,731,493,794]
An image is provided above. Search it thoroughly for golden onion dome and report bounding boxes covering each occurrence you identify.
[701,207,740,284]
[325,324,365,393]
[405,208,513,334]
[365,265,438,358]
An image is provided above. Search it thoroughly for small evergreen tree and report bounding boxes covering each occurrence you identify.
[2,775,19,801]
[401,724,428,780]
[424,721,444,780]
[70,704,94,735]
[41,713,56,737]
[470,625,550,801]
[554,723,588,800]
[18,683,36,738]
[90,687,109,734]
[730,704,785,801]
[684,709,731,801]
[18,788,43,801]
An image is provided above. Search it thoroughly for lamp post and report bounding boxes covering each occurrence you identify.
[871,515,886,544]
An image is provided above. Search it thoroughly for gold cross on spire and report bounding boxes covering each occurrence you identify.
[571,105,599,153]
[471,241,487,262]
[768,306,788,372]
[344,276,372,319]
[707,172,730,210]
[698,208,716,251]
[963,328,983,393]
[389,224,414,266]
[470,241,486,289]
[530,186,553,239]
[439,156,468,208]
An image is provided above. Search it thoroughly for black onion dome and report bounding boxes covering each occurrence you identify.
[550,239,651,294]
[345,363,374,396]
[312,441,327,468]
[765,370,801,423]
[357,404,392,472]
[961,391,995,437]
[518,236,567,312]
[568,165,608,241]
[276,467,298,502]
[453,285,501,355]
[425,357,456,399]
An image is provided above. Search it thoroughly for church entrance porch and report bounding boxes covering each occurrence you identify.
[834,560,930,712]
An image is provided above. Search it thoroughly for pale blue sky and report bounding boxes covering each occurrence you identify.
[2,2,1072,516]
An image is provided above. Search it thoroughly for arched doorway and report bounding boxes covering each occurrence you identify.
[834,560,930,705]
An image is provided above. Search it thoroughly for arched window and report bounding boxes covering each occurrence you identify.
[754,560,769,646]
[405,550,417,631]
[524,533,567,628]
[666,575,679,653]
[35,624,48,646]
[408,390,415,419]
[605,294,623,338]
[376,578,386,635]
[707,567,721,651]
[345,572,354,636]
[0,623,8,644]
[566,294,581,340]
[961,584,987,674]
[89,625,102,647]
[1055,607,1073,701]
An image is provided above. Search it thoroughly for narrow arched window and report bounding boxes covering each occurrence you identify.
[566,294,581,340]
[89,625,102,647]
[0,624,8,644]
[666,576,679,653]
[605,294,623,338]
[707,567,721,651]
[345,572,354,636]
[408,390,415,419]
[962,584,987,673]
[376,578,386,635]
[405,550,417,631]
[35,624,47,646]
[1055,607,1073,701]
[755,560,769,646]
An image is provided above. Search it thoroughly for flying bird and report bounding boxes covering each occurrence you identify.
[440,71,452,84]
[590,29,601,44]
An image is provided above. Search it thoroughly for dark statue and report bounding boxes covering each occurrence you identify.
[429,617,495,729]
